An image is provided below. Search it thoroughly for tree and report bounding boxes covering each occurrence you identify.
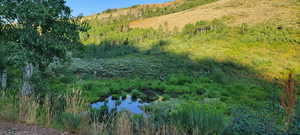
[0,13,14,90]
[0,0,86,95]
[0,45,8,90]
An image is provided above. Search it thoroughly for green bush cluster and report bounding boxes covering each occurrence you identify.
[237,24,300,44]
[182,20,228,37]
[72,72,276,109]
[80,20,164,47]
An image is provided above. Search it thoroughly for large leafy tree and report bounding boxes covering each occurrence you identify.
[0,0,85,95]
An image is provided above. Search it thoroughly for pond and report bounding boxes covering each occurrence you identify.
[91,95,149,115]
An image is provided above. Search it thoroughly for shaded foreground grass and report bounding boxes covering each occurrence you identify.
[0,89,299,135]
[0,90,225,135]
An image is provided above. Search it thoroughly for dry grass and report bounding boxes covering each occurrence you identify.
[129,0,299,30]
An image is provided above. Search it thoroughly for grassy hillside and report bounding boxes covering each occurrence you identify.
[130,0,299,30]
[83,0,218,23]
[79,0,300,80]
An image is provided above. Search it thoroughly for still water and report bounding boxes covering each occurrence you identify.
[91,95,149,114]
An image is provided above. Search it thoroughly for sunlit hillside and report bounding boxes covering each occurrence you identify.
[130,0,299,30]
[80,0,300,81]
[82,0,183,21]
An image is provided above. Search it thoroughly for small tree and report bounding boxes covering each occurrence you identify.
[0,0,86,95]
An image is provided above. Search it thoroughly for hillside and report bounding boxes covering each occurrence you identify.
[130,0,299,30]
[1,0,300,134]
[82,0,182,21]
[80,0,300,79]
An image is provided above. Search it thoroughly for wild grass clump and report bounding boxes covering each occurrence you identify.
[0,90,18,121]
[170,103,225,135]
[0,89,89,133]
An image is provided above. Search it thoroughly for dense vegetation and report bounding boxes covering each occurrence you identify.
[0,0,299,135]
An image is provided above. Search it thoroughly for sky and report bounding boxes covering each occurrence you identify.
[66,0,171,16]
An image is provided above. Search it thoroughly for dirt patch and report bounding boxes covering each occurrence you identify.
[0,121,69,135]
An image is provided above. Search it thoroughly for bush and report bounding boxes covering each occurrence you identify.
[210,67,230,84]
[238,24,299,43]
[287,100,300,134]
[167,74,192,85]
[131,89,142,99]
[182,20,228,38]
[224,107,284,135]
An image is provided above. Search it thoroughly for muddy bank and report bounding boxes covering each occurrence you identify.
[0,121,70,135]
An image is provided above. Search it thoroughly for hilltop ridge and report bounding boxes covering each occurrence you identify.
[83,0,299,31]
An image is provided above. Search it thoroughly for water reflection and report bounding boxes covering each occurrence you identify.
[91,95,149,114]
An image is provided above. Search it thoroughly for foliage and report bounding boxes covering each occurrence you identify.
[182,20,228,37]
[0,0,86,69]
[223,107,284,135]
[287,100,300,134]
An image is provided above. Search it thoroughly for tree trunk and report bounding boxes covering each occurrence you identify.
[0,69,2,89]
[21,63,34,96]
[1,68,7,89]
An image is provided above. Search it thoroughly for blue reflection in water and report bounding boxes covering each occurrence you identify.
[91,95,149,114]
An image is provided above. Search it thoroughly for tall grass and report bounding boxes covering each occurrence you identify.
[0,89,88,132]
[0,89,229,135]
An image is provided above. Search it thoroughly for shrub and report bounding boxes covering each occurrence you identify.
[224,107,283,135]
[167,74,192,85]
[131,89,142,99]
[210,67,230,84]
[182,20,228,38]
[287,100,300,134]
